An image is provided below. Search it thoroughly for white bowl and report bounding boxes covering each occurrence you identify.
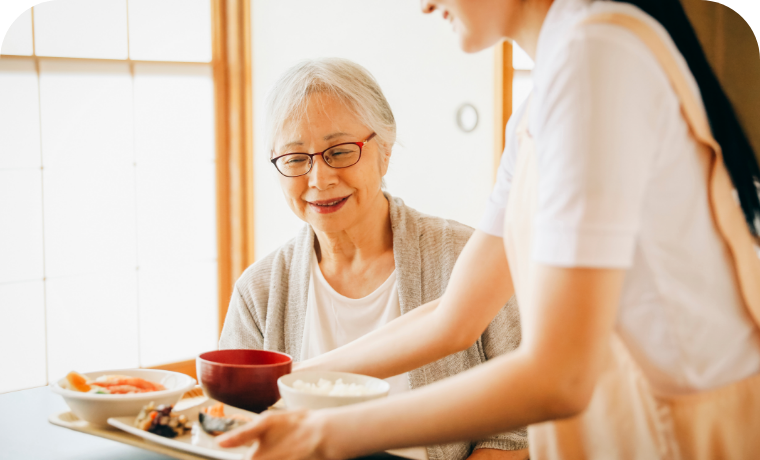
[277,371,390,410]
[50,368,196,425]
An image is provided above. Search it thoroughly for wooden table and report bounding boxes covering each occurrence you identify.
[0,386,405,460]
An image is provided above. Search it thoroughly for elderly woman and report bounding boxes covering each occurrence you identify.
[219,58,526,460]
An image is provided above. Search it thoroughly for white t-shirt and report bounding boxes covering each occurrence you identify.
[480,0,760,395]
[301,251,428,460]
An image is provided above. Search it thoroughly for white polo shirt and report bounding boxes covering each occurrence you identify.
[480,0,760,395]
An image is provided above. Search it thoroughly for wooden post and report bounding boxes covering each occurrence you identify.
[149,359,198,380]
[493,40,514,182]
[212,0,254,337]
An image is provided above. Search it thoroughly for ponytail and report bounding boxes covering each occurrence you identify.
[613,0,760,239]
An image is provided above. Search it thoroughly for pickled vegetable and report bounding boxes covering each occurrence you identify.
[134,402,191,438]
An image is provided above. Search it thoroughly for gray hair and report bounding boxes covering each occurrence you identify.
[265,58,396,156]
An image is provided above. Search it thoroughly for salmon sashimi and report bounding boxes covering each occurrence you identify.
[90,376,166,392]
[203,403,226,417]
[64,371,166,394]
[102,384,150,394]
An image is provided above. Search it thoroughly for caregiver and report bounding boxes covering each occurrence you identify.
[219,0,760,459]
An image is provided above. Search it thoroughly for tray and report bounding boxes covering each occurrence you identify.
[49,388,424,460]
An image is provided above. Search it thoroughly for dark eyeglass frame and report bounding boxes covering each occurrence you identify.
[270,133,376,178]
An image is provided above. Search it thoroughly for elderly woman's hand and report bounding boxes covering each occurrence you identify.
[217,409,332,460]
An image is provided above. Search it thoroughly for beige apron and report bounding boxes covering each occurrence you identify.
[503,13,760,460]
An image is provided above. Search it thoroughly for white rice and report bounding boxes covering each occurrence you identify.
[291,378,377,396]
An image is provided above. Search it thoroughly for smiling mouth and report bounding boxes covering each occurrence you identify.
[307,195,351,214]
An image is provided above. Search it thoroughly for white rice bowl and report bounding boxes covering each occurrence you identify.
[50,368,196,425]
[278,371,390,410]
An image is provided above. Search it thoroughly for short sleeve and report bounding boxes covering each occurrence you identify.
[531,25,671,268]
[478,99,530,237]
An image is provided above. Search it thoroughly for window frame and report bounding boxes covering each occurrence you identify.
[493,40,514,183]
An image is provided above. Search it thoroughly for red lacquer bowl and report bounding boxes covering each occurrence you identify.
[197,349,292,413]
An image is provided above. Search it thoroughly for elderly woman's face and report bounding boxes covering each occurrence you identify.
[274,93,389,233]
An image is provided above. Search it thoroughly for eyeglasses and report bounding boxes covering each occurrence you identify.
[271,133,376,178]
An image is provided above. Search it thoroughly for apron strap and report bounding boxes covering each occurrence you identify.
[581,13,760,329]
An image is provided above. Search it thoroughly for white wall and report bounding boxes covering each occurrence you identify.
[252,0,496,260]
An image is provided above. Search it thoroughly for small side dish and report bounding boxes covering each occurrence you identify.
[64,371,166,395]
[106,399,256,459]
[134,402,192,438]
[198,403,252,435]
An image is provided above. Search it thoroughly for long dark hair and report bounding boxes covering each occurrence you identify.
[612,0,760,239]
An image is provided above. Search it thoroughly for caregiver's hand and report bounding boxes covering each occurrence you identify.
[217,410,331,460]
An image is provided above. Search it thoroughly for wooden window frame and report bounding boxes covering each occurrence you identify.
[211,0,254,340]
[493,40,514,182]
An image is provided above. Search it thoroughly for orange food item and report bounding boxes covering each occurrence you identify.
[64,371,165,394]
[203,403,226,417]
[199,403,252,435]
[90,376,166,393]
[102,385,146,394]
[66,371,91,392]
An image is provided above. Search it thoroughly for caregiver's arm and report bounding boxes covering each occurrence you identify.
[218,265,624,460]
[296,230,515,379]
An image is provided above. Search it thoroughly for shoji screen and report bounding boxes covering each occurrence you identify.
[0,0,218,394]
